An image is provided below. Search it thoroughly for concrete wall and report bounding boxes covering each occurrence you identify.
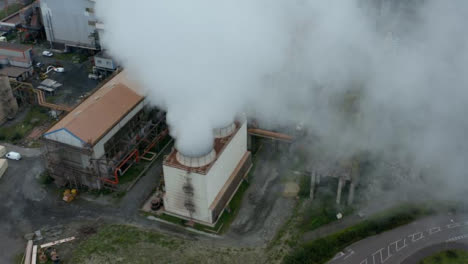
[40,0,99,49]
[163,120,248,224]
[163,166,212,223]
[205,121,247,205]
[0,76,18,124]
[10,59,32,68]
[0,48,32,68]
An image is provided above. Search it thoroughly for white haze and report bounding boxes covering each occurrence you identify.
[96,0,289,156]
[97,0,468,198]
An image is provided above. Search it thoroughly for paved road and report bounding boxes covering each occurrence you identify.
[329,214,468,264]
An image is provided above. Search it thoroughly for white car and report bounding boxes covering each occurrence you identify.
[88,73,99,80]
[42,50,53,57]
[54,67,65,73]
[5,151,21,160]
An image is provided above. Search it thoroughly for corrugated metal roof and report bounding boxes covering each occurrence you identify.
[45,72,144,146]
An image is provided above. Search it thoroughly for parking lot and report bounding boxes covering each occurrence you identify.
[31,46,100,107]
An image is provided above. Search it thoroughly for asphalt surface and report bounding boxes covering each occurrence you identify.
[0,142,297,263]
[227,143,296,246]
[329,214,468,264]
[0,147,179,263]
[31,46,99,107]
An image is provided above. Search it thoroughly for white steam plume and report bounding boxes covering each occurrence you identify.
[97,0,468,199]
[96,0,288,156]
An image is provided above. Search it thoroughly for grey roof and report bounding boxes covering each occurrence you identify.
[0,42,32,52]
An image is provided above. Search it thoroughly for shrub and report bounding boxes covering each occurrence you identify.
[39,171,54,185]
[283,204,434,264]
[446,250,458,259]
[298,174,311,198]
[12,132,22,142]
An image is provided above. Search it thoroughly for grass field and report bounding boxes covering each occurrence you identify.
[0,106,50,143]
[70,224,264,264]
[420,250,468,264]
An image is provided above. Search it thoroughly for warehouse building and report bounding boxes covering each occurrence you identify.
[43,71,168,189]
[0,42,33,81]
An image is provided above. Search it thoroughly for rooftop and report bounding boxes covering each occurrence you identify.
[0,66,29,77]
[45,71,144,146]
[0,42,32,52]
[163,123,240,175]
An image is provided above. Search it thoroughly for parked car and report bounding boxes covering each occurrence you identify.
[5,151,21,160]
[54,67,65,73]
[35,62,43,68]
[42,50,53,57]
[88,73,99,80]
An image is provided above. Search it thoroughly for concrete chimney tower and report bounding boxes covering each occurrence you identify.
[162,119,252,225]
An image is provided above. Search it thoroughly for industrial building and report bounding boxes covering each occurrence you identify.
[93,51,118,78]
[162,120,252,225]
[0,75,18,125]
[0,42,33,81]
[43,71,169,190]
[40,0,100,50]
[0,1,43,42]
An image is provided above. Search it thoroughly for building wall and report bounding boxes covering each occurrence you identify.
[95,56,116,70]
[163,166,212,223]
[163,121,248,224]
[92,100,145,159]
[10,59,32,68]
[0,76,18,124]
[44,129,84,148]
[40,0,99,49]
[205,121,247,206]
[0,49,24,58]
[0,49,32,68]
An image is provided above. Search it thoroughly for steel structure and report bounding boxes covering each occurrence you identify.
[44,107,169,190]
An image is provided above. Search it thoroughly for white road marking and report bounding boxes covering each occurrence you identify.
[446,233,468,242]
[389,239,407,252]
[428,227,441,235]
[409,232,424,242]
[372,247,392,263]
[343,249,355,260]
[447,222,462,229]
[360,259,368,264]
[332,251,345,261]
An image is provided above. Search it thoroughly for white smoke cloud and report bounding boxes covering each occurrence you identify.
[97,0,468,198]
[96,0,289,156]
